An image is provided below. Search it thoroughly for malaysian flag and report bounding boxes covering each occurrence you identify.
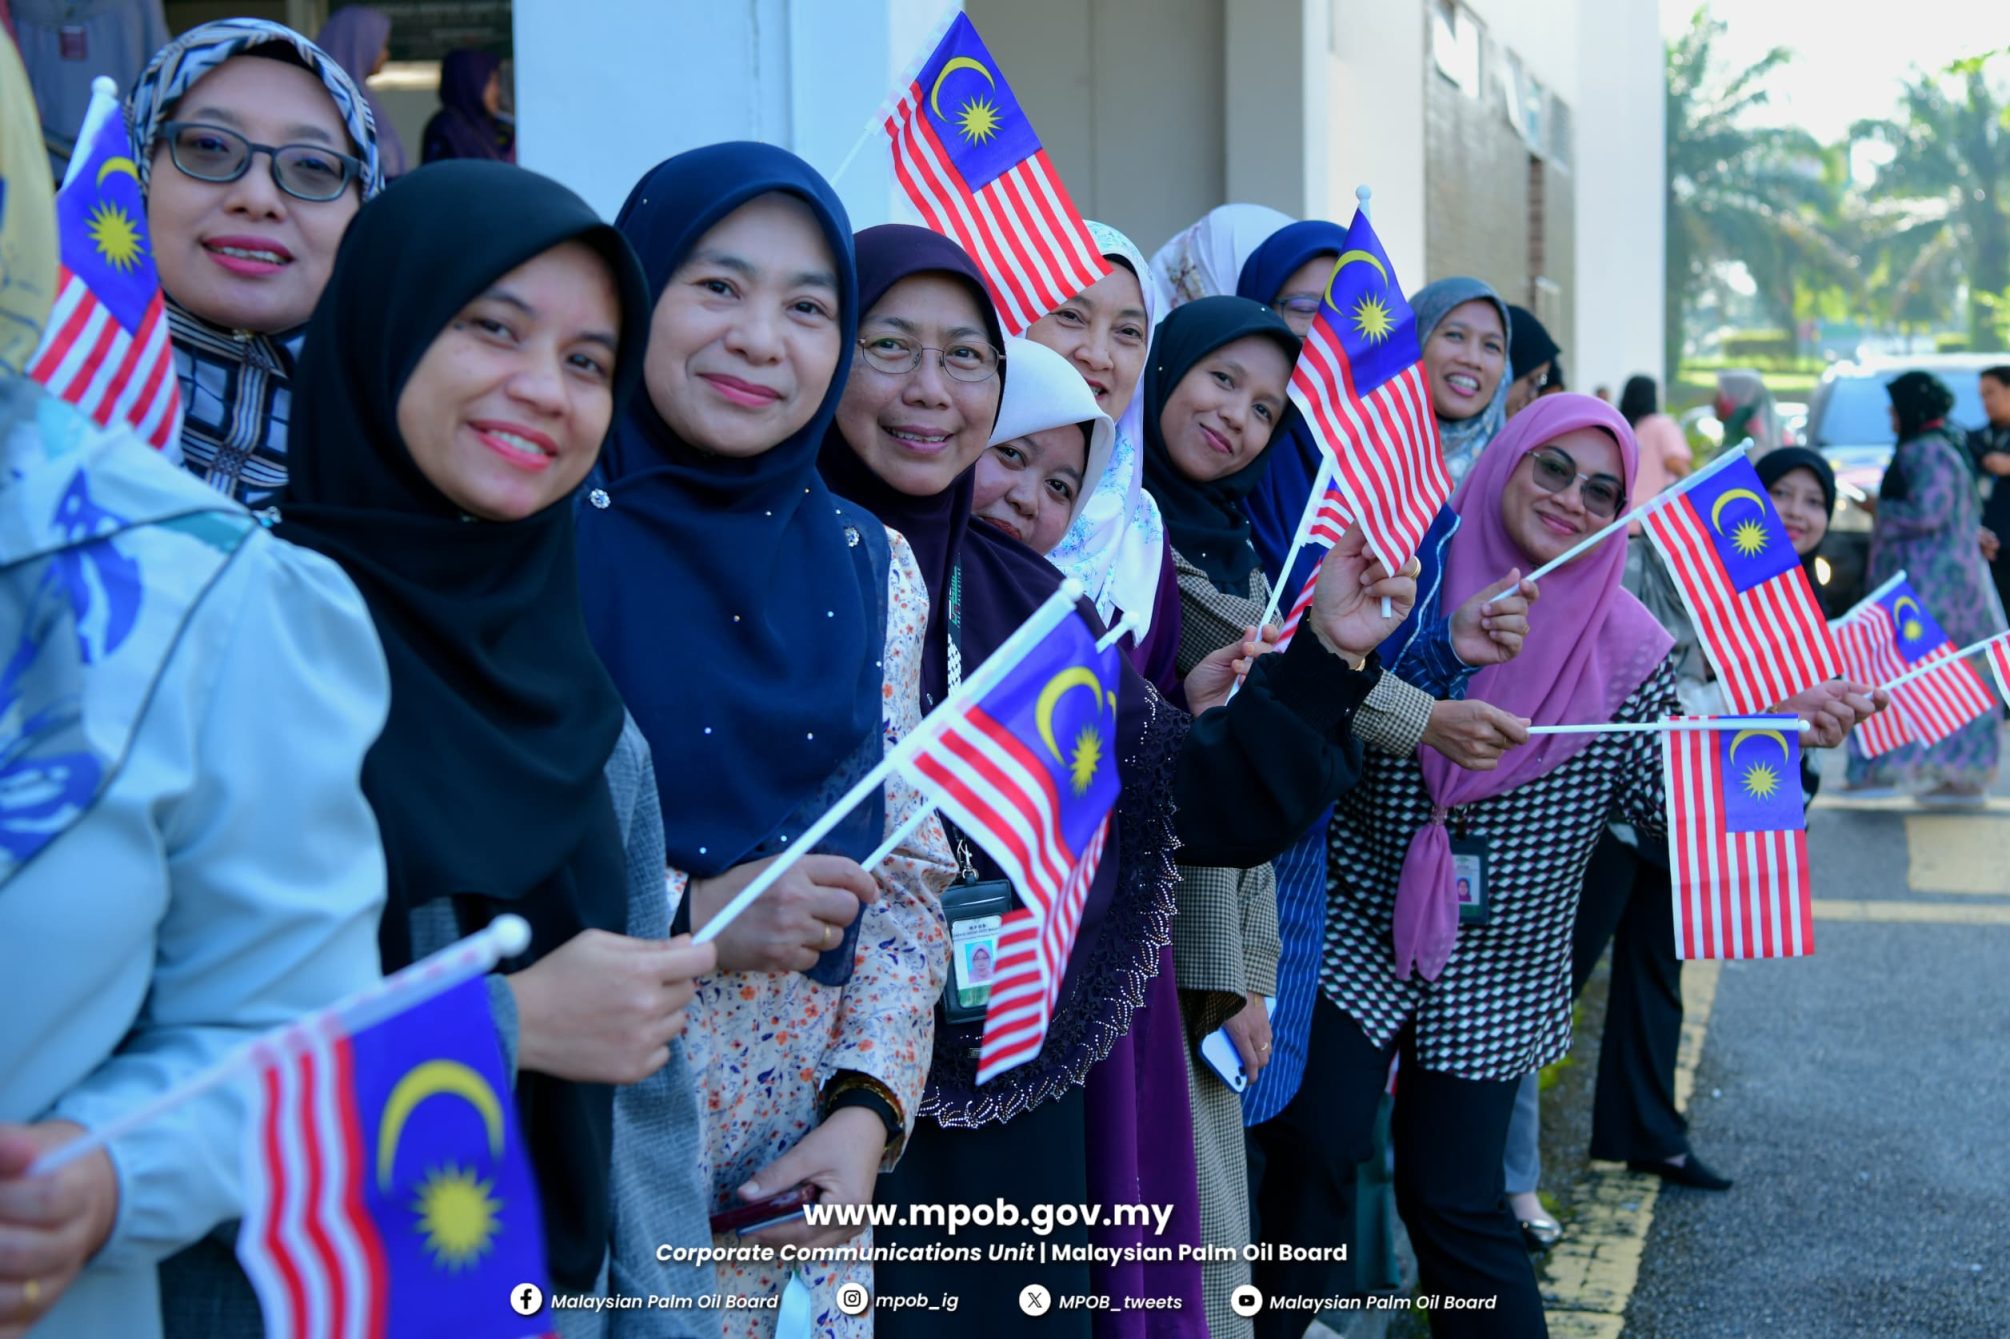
[1663,717,1813,960]
[28,78,181,456]
[1286,207,1447,574]
[237,976,548,1339]
[1639,452,1839,713]
[881,13,1108,336]
[1986,631,2010,706]
[903,605,1120,1081]
[1831,574,1995,755]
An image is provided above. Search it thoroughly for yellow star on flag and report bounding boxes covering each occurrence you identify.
[1350,295,1394,343]
[1729,518,1768,557]
[956,96,1003,144]
[86,202,144,272]
[1740,762,1780,800]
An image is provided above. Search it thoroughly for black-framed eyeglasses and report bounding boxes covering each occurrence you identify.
[856,333,1003,383]
[158,121,364,202]
[1524,446,1626,518]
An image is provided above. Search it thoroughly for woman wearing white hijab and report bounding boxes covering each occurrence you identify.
[1039,221,1176,686]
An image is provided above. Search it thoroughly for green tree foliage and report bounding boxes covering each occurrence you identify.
[1665,8,1852,387]
[1852,53,2010,344]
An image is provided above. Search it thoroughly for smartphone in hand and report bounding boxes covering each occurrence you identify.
[709,1184,817,1237]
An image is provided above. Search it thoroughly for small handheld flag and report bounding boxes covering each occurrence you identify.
[1286,206,1447,576]
[1831,574,1995,754]
[902,606,1121,1082]
[238,974,547,1339]
[28,77,182,456]
[1986,631,2010,706]
[881,13,1109,335]
[1663,716,1813,960]
[1639,453,1839,713]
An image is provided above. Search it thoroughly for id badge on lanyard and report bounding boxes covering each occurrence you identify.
[1449,810,1492,927]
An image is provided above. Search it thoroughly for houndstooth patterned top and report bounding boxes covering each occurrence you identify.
[1321,656,1680,1081]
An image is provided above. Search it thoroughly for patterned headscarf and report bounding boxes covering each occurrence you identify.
[1148,202,1294,312]
[123,19,384,508]
[1046,219,1169,633]
[126,18,383,197]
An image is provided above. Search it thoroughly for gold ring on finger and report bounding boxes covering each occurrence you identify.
[23,1277,41,1307]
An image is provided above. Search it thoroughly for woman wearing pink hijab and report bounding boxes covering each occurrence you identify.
[1317,394,1676,1335]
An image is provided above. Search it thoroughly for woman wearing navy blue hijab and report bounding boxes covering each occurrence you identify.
[576,143,956,1332]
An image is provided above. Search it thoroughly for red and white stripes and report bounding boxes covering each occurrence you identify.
[29,274,180,455]
[237,1030,386,1339]
[1833,606,1997,752]
[1288,341,1447,574]
[908,705,1110,1082]
[883,84,1108,337]
[1663,725,1813,961]
[1641,494,1839,714]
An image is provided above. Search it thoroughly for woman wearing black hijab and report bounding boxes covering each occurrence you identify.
[241,161,713,1326]
[822,225,1416,1335]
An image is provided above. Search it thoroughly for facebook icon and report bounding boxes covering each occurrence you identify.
[510,1283,545,1316]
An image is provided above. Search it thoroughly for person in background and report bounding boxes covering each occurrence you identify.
[1848,370,2004,801]
[423,47,514,164]
[1593,384,1612,403]
[314,4,408,180]
[126,18,385,508]
[14,0,168,173]
[1504,304,1560,417]
[1620,373,1693,516]
[0,33,389,1334]
[1411,278,1510,488]
[1968,366,2010,630]
[1714,368,1780,456]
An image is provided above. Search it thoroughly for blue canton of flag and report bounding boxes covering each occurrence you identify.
[56,104,155,334]
[1715,723,1804,833]
[913,14,1042,191]
[1314,210,1419,395]
[236,974,548,1339]
[1878,578,1951,664]
[1673,456,1801,593]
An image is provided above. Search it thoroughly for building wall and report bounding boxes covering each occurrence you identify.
[509,0,1660,383]
[966,0,1225,255]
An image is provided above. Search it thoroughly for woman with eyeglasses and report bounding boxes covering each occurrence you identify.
[1316,395,1683,1336]
[126,19,384,508]
[824,225,1416,1336]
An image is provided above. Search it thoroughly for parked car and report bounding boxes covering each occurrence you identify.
[1801,354,2002,613]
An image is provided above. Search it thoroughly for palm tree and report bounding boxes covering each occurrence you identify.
[1665,9,1853,385]
[1852,53,2010,345]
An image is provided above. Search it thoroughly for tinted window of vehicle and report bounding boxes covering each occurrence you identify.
[1812,370,1987,445]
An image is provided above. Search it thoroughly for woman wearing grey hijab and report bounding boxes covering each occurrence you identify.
[1412,278,1513,487]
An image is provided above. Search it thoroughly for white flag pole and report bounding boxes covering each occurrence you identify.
[1526,717,1812,737]
[824,3,963,186]
[697,580,1084,943]
[1486,439,1756,605]
[1828,569,1910,629]
[1252,456,1337,636]
[1876,632,2010,693]
[28,915,533,1178]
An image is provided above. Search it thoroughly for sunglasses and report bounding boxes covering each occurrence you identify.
[1524,446,1626,518]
